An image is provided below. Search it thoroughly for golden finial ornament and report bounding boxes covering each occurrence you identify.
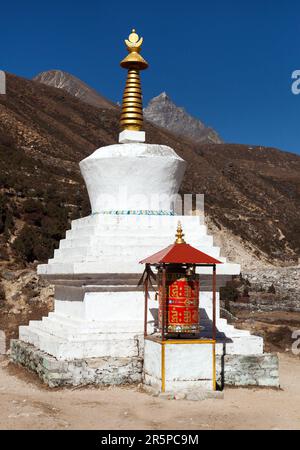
[175,221,186,244]
[120,29,148,131]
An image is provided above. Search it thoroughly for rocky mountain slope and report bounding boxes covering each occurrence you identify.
[0,71,299,343]
[34,70,116,110]
[144,92,222,144]
[34,72,222,146]
[0,72,299,271]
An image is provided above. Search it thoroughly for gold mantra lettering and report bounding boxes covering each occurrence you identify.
[168,308,199,324]
[169,284,197,298]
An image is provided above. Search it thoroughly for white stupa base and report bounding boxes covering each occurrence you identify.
[12,139,269,387]
[18,213,263,362]
[18,291,263,361]
[37,214,240,275]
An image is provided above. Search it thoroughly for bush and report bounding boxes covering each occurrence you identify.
[23,198,44,214]
[220,284,239,302]
[12,225,54,263]
[243,286,250,297]
[23,199,45,227]
[12,225,37,262]
[268,284,276,294]
[0,283,5,305]
[0,194,14,236]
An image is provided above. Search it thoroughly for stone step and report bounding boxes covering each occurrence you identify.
[38,261,240,276]
[70,217,207,232]
[53,244,221,262]
[32,318,140,341]
[19,324,140,359]
[43,314,147,335]
[42,313,249,340]
[19,325,65,357]
[60,234,214,249]
[70,221,207,231]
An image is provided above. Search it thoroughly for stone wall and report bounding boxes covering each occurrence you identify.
[0,330,6,355]
[11,339,279,389]
[10,340,143,388]
[217,353,279,388]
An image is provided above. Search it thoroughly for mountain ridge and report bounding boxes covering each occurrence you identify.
[0,72,299,270]
[144,92,223,144]
[34,70,116,110]
[34,71,222,146]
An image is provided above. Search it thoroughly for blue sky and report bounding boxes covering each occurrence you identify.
[1,0,300,154]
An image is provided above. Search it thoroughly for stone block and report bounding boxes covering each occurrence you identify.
[221,353,280,388]
[0,330,6,354]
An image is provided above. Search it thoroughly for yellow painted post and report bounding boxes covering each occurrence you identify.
[161,343,166,393]
[212,342,217,391]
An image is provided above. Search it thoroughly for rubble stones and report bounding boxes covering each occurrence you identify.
[10,340,143,388]
[237,267,300,312]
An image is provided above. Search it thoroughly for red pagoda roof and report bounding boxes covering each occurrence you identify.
[139,243,222,265]
[140,222,222,265]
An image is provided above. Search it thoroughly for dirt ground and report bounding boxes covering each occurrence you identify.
[0,353,299,430]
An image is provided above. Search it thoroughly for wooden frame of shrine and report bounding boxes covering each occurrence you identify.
[139,222,223,391]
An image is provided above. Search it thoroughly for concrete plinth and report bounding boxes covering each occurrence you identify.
[143,338,216,392]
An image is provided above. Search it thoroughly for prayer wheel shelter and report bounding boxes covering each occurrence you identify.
[140,222,222,392]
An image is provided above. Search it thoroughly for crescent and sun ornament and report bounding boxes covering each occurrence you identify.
[125,29,143,51]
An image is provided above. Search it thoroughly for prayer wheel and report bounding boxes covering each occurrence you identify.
[158,266,200,335]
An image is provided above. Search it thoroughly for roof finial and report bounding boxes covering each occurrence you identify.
[119,29,148,132]
[175,221,186,244]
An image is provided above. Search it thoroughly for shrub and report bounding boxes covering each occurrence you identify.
[0,194,7,234]
[12,225,38,262]
[220,284,239,302]
[0,194,14,236]
[243,286,250,297]
[23,198,44,214]
[12,225,54,263]
[0,283,5,305]
[268,284,276,294]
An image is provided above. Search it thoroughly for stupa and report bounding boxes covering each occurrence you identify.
[11,30,279,389]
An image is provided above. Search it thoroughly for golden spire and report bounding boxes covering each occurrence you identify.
[120,29,148,131]
[175,221,186,244]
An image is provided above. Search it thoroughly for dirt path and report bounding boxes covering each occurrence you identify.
[0,353,299,430]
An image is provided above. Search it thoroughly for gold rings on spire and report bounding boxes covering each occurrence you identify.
[120,29,148,131]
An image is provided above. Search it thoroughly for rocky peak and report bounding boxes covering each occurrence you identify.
[144,92,222,144]
[155,91,170,100]
[34,70,116,110]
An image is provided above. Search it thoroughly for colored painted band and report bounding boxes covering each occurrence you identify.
[93,210,175,216]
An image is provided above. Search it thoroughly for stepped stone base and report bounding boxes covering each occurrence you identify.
[10,339,278,389]
[10,340,143,388]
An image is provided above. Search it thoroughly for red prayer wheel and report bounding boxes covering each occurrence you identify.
[158,268,200,335]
